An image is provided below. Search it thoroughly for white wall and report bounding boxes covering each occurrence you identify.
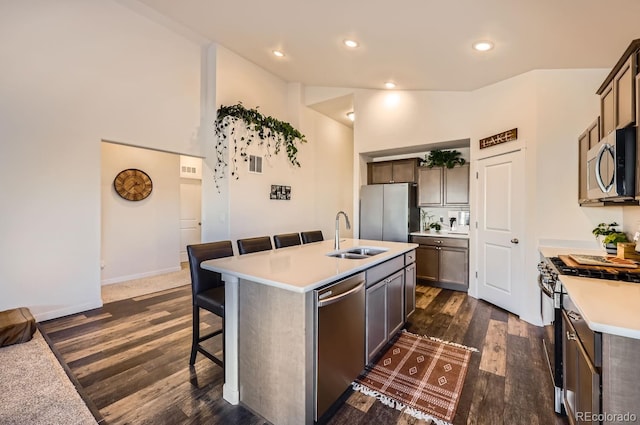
[208,45,354,248]
[101,143,181,284]
[0,0,201,320]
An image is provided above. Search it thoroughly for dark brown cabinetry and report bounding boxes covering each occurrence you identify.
[411,235,468,292]
[418,165,469,206]
[578,117,600,204]
[368,158,420,184]
[597,40,639,138]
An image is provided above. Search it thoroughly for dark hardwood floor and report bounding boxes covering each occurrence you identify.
[41,283,567,425]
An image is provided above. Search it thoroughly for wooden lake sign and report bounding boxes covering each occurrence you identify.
[479,128,518,149]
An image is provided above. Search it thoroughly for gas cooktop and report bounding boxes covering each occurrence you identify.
[548,257,640,283]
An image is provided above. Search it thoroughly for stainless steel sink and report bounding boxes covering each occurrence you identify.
[346,247,387,256]
[327,252,369,259]
[326,246,388,259]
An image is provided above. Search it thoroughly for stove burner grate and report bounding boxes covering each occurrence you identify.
[548,257,640,283]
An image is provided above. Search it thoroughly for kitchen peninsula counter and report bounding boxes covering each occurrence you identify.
[201,238,417,425]
[539,245,640,339]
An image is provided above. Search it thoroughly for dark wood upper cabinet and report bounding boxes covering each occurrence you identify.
[367,158,420,184]
[418,164,469,206]
[597,40,639,138]
[578,117,600,204]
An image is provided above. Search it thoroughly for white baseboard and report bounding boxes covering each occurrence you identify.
[33,299,104,322]
[101,266,182,286]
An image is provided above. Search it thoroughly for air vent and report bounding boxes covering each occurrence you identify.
[249,155,263,174]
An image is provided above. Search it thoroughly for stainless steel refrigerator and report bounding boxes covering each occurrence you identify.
[359,183,419,242]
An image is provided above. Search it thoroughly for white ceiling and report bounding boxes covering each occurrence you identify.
[129,0,640,124]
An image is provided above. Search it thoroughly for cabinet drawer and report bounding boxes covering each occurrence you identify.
[405,250,416,265]
[411,235,468,249]
[563,295,602,367]
[366,255,404,287]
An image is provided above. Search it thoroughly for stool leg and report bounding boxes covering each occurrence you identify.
[189,305,199,365]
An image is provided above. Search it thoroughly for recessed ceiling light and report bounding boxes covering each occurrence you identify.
[384,81,396,89]
[344,39,359,48]
[472,41,494,52]
[272,50,285,57]
[346,111,355,121]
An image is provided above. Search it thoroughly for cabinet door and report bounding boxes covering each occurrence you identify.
[365,280,387,363]
[578,130,590,203]
[563,313,579,423]
[369,162,393,184]
[392,159,416,183]
[444,165,469,205]
[439,247,468,289]
[576,340,601,425]
[587,117,600,149]
[404,264,416,320]
[614,53,636,129]
[415,245,438,282]
[600,82,615,138]
[386,270,404,339]
[418,167,443,206]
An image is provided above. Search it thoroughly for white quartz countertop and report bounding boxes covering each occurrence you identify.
[539,245,640,339]
[410,230,469,239]
[201,238,417,293]
[559,275,640,339]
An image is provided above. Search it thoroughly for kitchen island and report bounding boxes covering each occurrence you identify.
[201,238,417,425]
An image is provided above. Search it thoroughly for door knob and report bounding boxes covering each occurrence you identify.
[510,238,519,244]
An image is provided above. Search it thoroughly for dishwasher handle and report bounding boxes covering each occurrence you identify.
[317,281,365,308]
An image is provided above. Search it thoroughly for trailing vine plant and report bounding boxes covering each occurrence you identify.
[213,103,307,190]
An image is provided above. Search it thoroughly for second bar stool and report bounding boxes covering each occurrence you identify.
[273,233,302,249]
[237,236,273,254]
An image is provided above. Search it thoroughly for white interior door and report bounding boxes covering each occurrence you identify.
[477,149,524,315]
[180,180,202,262]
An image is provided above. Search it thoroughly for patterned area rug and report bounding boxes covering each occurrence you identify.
[353,331,477,425]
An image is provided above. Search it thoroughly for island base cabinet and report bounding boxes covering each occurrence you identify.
[404,263,416,319]
[366,280,387,364]
[386,270,404,340]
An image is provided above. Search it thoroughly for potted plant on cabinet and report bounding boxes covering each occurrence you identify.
[592,222,628,254]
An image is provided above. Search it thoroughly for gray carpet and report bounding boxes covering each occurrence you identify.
[0,330,97,425]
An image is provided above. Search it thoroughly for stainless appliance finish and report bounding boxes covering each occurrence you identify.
[360,183,419,242]
[314,272,366,421]
[586,127,636,201]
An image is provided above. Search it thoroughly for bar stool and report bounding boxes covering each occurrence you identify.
[237,236,273,254]
[273,233,302,249]
[187,240,234,367]
[301,230,324,244]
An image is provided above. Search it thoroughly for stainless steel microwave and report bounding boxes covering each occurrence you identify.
[586,127,636,201]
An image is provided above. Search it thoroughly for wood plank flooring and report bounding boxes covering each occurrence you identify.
[41,283,568,425]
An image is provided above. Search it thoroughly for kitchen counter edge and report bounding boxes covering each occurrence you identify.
[539,245,640,340]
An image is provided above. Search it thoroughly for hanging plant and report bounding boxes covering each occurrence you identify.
[423,149,466,168]
[213,102,307,190]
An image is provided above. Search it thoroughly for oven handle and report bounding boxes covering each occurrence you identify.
[537,273,554,298]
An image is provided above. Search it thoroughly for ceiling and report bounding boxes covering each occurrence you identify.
[130,0,640,125]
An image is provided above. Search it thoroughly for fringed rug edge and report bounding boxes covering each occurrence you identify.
[401,329,480,352]
[351,382,453,425]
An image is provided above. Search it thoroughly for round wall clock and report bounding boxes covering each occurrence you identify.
[113,169,153,201]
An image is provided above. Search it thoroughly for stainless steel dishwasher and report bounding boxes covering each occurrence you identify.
[314,272,366,422]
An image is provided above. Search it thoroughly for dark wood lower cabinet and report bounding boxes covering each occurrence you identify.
[412,235,468,292]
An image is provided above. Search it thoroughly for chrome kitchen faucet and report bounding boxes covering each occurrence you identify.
[334,211,351,250]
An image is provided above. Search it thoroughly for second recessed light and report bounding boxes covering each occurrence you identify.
[272,50,285,57]
[472,41,494,52]
[384,81,396,89]
[344,39,359,48]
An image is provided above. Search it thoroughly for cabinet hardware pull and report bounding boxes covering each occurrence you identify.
[567,311,581,321]
[566,331,577,341]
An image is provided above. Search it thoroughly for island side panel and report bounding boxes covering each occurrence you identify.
[601,333,640,424]
[239,278,314,425]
